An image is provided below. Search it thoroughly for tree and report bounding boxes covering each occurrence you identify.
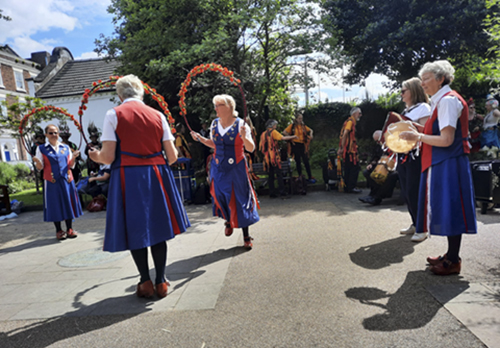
[0,96,66,192]
[95,0,328,133]
[321,0,493,86]
[0,9,12,21]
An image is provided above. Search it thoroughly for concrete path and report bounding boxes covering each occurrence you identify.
[0,190,499,347]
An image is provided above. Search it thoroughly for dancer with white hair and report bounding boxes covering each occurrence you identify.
[399,60,477,275]
[89,74,190,298]
[477,95,500,155]
[191,94,260,249]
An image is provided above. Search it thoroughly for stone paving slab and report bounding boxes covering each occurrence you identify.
[0,192,499,348]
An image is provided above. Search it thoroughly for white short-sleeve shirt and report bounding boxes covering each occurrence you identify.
[100,98,174,142]
[430,85,464,130]
[35,142,73,169]
[404,103,431,123]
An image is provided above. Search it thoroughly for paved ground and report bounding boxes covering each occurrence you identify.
[0,189,499,348]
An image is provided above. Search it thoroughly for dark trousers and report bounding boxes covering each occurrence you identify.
[292,143,312,179]
[268,164,285,196]
[344,156,360,192]
[397,155,421,226]
[363,169,399,199]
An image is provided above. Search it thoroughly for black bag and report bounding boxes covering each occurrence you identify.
[192,182,211,204]
[292,175,308,195]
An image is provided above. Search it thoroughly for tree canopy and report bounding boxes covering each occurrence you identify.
[321,0,493,86]
[96,0,327,132]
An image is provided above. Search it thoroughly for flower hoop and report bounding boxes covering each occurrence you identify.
[78,76,175,147]
[18,105,82,155]
[178,63,247,132]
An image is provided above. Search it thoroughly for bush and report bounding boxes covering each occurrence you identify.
[0,162,35,194]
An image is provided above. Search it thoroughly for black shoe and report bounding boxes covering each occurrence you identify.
[358,196,370,203]
[365,196,382,206]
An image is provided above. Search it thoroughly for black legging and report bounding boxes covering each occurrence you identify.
[397,155,421,226]
[130,241,167,285]
[446,235,462,264]
[292,143,312,179]
[54,219,72,232]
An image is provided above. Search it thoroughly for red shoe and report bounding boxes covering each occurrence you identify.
[136,280,154,298]
[155,282,168,298]
[225,222,233,237]
[427,254,447,266]
[430,259,461,275]
[66,228,78,238]
[243,237,253,250]
[56,230,67,240]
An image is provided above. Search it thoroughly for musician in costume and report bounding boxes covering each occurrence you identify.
[477,95,500,153]
[175,123,192,158]
[359,131,399,206]
[84,122,102,175]
[467,98,482,153]
[31,127,45,191]
[259,119,297,198]
[338,107,362,193]
[59,120,82,183]
[89,75,190,298]
[396,77,431,242]
[191,94,259,250]
[33,124,82,240]
[283,113,316,183]
[400,60,477,275]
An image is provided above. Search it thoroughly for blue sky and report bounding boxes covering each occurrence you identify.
[0,0,114,59]
[0,0,391,103]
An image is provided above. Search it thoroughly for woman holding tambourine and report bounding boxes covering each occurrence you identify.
[393,77,430,242]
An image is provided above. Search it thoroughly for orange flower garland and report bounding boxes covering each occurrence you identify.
[78,76,176,141]
[178,63,246,131]
[18,105,82,154]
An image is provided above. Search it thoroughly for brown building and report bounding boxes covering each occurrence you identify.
[0,44,43,162]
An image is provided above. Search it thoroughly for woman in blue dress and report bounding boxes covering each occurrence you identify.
[89,75,190,298]
[191,94,259,249]
[400,60,477,275]
[33,124,83,240]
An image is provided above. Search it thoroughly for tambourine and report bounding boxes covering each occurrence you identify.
[384,121,418,154]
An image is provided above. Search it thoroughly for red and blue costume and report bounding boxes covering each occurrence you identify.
[103,101,190,252]
[39,143,83,222]
[210,118,259,228]
[417,90,477,236]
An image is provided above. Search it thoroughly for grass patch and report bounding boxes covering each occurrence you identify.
[10,188,43,206]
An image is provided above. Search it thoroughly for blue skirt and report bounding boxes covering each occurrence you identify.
[43,179,83,222]
[210,159,259,228]
[416,155,477,236]
[103,164,190,252]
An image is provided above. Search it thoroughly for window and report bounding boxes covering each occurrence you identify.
[14,69,25,91]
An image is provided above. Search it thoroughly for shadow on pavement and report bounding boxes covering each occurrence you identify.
[167,246,243,292]
[1,278,152,348]
[349,235,416,269]
[345,270,470,331]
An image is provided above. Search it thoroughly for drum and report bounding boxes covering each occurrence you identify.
[384,121,418,153]
[379,112,403,144]
[370,155,396,185]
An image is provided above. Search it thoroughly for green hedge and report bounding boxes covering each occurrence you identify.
[0,162,35,194]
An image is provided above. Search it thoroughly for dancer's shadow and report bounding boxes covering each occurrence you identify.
[166,246,243,292]
[345,270,470,331]
[1,278,151,348]
[349,235,416,270]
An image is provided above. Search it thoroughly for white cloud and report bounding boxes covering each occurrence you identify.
[75,51,99,60]
[0,0,112,57]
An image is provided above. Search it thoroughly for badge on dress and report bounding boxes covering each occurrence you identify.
[228,158,234,165]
